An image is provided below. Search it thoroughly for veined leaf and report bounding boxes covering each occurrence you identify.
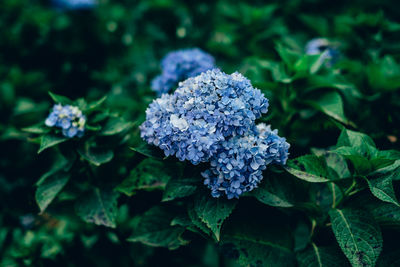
[193,194,237,241]
[116,158,171,196]
[38,134,68,154]
[162,175,198,202]
[222,208,295,266]
[297,243,350,267]
[307,91,352,126]
[76,188,119,228]
[77,142,114,166]
[329,208,382,267]
[127,206,188,250]
[36,172,70,212]
[365,175,399,207]
[286,155,331,182]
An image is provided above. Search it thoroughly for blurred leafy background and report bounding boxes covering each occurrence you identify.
[1,0,400,266]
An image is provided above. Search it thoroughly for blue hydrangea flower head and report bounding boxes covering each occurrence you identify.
[202,123,290,199]
[305,38,340,66]
[45,104,86,138]
[140,69,269,165]
[151,48,216,95]
[52,0,97,10]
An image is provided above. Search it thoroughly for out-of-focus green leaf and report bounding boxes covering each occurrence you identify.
[127,206,188,250]
[76,188,119,228]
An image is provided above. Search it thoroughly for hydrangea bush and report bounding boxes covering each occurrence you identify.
[2,0,400,266]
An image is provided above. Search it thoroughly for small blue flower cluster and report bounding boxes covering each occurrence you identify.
[141,68,289,198]
[45,104,86,138]
[305,38,340,66]
[151,48,216,95]
[52,0,97,10]
[202,124,290,199]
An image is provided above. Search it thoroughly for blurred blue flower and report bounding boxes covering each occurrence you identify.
[151,48,216,95]
[51,0,97,10]
[141,69,269,165]
[45,104,86,138]
[202,124,290,199]
[305,38,340,67]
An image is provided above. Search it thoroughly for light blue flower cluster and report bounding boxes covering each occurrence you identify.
[202,124,290,199]
[141,69,289,198]
[141,69,269,165]
[52,0,97,10]
[305,38,340,66]
[151,48,216,95]
[45,104,86,138]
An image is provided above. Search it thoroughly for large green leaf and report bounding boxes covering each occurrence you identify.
[48,92,73,105]
[100,117,132,136]
[252,173,299,207]
[222,208,295,266]
[307,91,351,125]
[36,172,70,212]
[76,188,119,228]
[286,155,331,182]
[130,142,165,159]
[297,244,350,267]
[329,208,383,267]
[365,201,400,228]
[366,174,399,207]
[336,129,377,157]
[116,158,171,196]
[77,142,114,166]
[38,134,68,154]
[162,175,198,202]
[193,194,237,241]
[127,206,188,250]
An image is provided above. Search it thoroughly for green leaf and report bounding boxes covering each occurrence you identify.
[162,175,198,202]
[130,142,164,159]
[297,243,350,267]
[100,117,132,136]
[329,208,383,267]
[22,124,50,134]
[116,158,171,196]
[366,201,400,228]
[35,172,70,212]
[366,174,399,207]
[193,194,237,241]
[324,152,351,179]
[36,150,76,185]
[337,129,376,155]
[38,134,68,154]
[76,188,119,228]
[127,206,188,250]
[48,92,73,105]
[222,208,295,266]
[252,174,299,207]
[286,155,331,182]
[86,96,107,111]
[307,91,351,126]
[77,143,114,166]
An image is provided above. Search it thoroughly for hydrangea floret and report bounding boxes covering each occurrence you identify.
[202,124,290,199]
[45,104,86,138]
[141,68,289,198]
[305,38,340,66]
[151,48,216,95]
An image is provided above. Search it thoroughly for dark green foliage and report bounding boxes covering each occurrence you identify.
[1,0,400,266]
